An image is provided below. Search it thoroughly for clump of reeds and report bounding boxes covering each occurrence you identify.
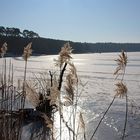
[25,42,86,140]
[0,41,86,140]
[0,42,23,140]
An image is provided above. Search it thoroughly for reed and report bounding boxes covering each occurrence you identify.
[0,42,23,140]
[90,50,128,140]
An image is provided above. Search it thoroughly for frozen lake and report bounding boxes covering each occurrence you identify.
[1,52,140,140]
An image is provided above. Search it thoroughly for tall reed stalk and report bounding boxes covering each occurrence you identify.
[22,42,32,108]
[90,50,128,140]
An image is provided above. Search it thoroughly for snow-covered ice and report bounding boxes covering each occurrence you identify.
[0,52,140,140]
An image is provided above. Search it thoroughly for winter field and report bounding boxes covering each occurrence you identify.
[0,52,140,140]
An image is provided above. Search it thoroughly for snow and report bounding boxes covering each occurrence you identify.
[0,52,140,140]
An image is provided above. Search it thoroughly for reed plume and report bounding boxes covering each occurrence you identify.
[64,63,78,105]
[48,85,60,106]
[114,50,127,79]
[0,42,7,58]
[55,42,72,68]
[22,42,32,61]
[26,83,40,107]
[115,82,127,98]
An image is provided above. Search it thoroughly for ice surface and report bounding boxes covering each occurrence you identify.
[0,52,140,140]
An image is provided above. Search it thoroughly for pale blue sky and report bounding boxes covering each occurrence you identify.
[0,0,140,43]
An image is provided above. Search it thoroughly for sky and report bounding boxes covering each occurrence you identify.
[0,0,140,43]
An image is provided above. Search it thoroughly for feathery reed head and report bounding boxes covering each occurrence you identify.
[114,50,127,75]
[48,86,60,106]
[25,83,40,107]
[115,82,127,98]
[59,42,72,58]
[23,42,32,61]
[55,42,73,67]
[64,63,78,105]
[0,42,7,57]
[69,63,78,84]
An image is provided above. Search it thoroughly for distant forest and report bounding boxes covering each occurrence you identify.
[0,26,140,56]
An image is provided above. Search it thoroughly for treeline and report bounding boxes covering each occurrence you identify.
[0,26,39,38]
[0,26,140,56]
[0,36,66,55]
[1,36,140,56]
